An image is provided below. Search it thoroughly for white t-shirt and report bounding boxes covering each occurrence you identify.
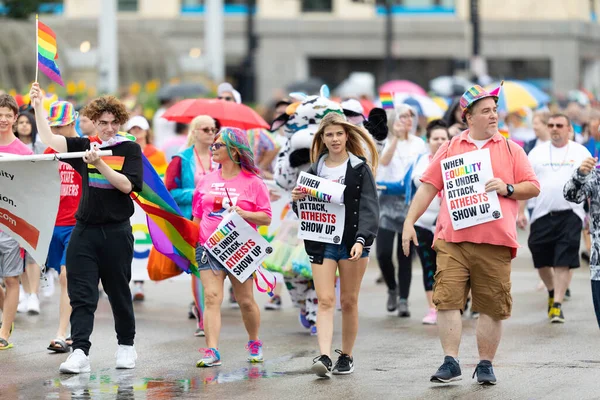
[377,134,427,182]
[468,136,491,149]
[320,161,347,184]
[412,152,440,232]
[528,140,591,223]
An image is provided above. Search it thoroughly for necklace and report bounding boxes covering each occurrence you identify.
[194,146,212,175]
[548,142,570,172]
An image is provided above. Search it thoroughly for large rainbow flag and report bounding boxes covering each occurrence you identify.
[37,16,64,86]
[132,151,200,277]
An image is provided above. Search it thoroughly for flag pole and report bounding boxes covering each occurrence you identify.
[35,14,39,83]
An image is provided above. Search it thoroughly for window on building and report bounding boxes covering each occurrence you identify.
[375,0,453,6]
[118,0,138,12]
[182,0,248,5]
[302,0,333,12]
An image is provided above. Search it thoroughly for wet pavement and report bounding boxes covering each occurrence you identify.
[1,231,600,399]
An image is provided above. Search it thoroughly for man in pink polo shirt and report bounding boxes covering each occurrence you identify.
[402,85,540,385]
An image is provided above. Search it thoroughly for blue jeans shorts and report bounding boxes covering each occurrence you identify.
[196,244,227,273]
[323,243,369,262]
[46,225,74,272]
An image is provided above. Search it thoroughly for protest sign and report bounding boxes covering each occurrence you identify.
[297,197,345,244]
[441,148,503,230]
[296,171,347,244]
[0,158,60,265]
[297,171,345,204]
[204,212,273,282]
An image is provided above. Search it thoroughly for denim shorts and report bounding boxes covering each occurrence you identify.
[196,244,227,273]
[323,243,369,262]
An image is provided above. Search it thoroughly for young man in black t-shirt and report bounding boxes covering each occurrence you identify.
[31,83,143,374]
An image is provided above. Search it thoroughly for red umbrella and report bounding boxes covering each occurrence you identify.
[162,99,269,130]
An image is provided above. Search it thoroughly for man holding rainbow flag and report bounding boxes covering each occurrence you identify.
[31,82,145,373]
[29,16,200,373]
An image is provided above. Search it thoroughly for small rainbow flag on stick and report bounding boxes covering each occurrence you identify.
[380,92,394,110]
[36,15,64,86]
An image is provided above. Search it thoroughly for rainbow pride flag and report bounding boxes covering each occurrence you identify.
[132,152,200,277]
[37,16,64,86]
[380,92,394,110]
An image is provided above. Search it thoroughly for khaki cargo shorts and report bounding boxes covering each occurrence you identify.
[432,240,513,320]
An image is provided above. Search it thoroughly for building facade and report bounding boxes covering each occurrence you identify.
[1,0,600,102]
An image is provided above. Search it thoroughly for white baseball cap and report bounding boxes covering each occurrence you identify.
[125,115,150,131]
[217,82,242,104]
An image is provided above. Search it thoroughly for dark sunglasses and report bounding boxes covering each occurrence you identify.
[194,127,217,134]
[210,143,226,151]
[218,96,234,102]
[547,123,565,129]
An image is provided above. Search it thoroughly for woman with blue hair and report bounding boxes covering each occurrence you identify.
[192,127,272,368]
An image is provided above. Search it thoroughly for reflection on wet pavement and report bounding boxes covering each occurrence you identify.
[37,366,285,399]
[26,353,303,399]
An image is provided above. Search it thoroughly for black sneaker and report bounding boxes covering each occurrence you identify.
[430,356,462,383]
[387,289,398,312]
[565,288,571,300]
[472,360,497,385]
[332,349,354,375]
[549,305,565,323]
[311,355,332,377]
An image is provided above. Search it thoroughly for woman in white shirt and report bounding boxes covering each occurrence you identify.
[411,120,450,325]
[376,104,427,317]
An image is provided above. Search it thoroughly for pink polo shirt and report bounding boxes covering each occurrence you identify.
[420,130,539,258]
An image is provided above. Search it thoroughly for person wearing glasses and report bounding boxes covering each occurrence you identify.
[522,114,591,324]
[217,82,241,104]
[31,83,143,374]
[376,104,426,317]
[192,127,271,368]
[165,115,218,337]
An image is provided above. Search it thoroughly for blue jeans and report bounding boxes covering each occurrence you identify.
[323,243,369,262]
[195,244,227,272]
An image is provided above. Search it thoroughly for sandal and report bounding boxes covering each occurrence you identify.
[47,338,71,353]
[0,338,13,350]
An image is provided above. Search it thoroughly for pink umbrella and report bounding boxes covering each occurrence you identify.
[379,80,427,96]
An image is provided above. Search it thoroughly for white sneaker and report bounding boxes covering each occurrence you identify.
[115,345,137,369]
[17,293,29,313]
[27,294,40,315]
[42,271,56,298]
[132,285,144,302]
[60,349,91,374]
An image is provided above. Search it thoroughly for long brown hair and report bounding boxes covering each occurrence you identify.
[311,112,379,173]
